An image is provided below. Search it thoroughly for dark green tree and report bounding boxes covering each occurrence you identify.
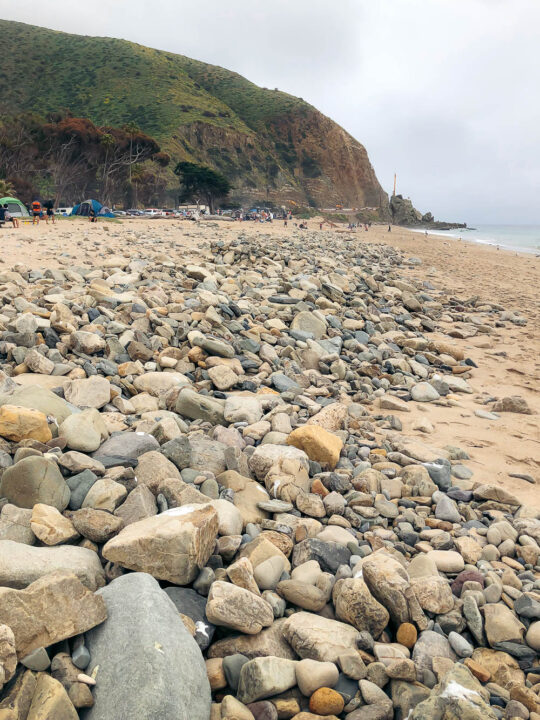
[174,161,231,213]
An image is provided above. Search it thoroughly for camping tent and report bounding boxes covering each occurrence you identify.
[70,199,114,218]
[0,197,29,217]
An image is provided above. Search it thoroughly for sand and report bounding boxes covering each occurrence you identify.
[0,216,538,507]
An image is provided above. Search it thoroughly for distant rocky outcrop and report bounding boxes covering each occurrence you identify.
[390,194,466,229]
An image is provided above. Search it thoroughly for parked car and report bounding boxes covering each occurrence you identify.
[126,209,145,216]
[144,208,164,217]
[113,210,127,216]
[54,207,73,216]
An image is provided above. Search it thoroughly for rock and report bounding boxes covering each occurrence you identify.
[21,646,51,672]
[291,311,326,339]
[208,618,296,661]
[221,695,255,720]
[206,581,274,634]
[283,612,360,662]
[84,573,211,720]
[208,364,239,390]
[102,505,218,584]
[483,603,525,646]
[292,538,350,574]
[412,631,455,685]
[410,575,454,614]
[0,456,71,511]
[526,620,540,651]
[237,657,297,704]
[0,668,37,716]
[411,383,440,402]
[0,503,35,544]
[176,388,225,424]
[71,508,124,543]
[0,623,16,690]
[491,396,531,414]
[71,331,105,354]
[59,407,108,452]
[287,426,343,469]
[0,384,72,423]
[114,484,157,525]
[27,673,79,720]
[63,376,111,408]
[309,687,344,716]
[0,571,107,659]
[277,580,328,612]
[426,550,465,573]
[189,435,228,475]
[249,444,309,481]
[361,552,412,625]
[30,504,79,545]
[94,431,159,461]
[0,539,105,589]
[133,371,190,396]
[295,659,339,696]
[0,404,52,443]
[410,663,497,720]
[254,555,286,591]
[396,623,417,649]
[332,578,389,637]
[81,478,127,511]
[134,449,181,493]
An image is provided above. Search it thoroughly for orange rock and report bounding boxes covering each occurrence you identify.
[464,658,491,683]
[396,623,417,649]
[311,478,329,497]
[309,688,344,716]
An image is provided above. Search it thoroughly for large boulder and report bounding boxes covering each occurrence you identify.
[0,404,52,443]
[188,435,228,475]
[84,573,211,720]
[249,444,309,481]
[0,385,73,424]
[0,540,105,590]
[0,571,107,659]
[102,505,218,584]
[0,456,71,511]
[175,388,225,424]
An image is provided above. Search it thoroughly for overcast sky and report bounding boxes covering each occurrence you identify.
[1,0,538,223]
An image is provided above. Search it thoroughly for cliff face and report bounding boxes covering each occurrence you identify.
[0,20,388,212]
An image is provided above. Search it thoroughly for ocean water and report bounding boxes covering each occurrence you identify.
[417,224,540,254]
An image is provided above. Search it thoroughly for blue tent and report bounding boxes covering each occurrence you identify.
[70,199,114,218]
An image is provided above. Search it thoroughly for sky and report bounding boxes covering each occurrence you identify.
[1,0,539,223]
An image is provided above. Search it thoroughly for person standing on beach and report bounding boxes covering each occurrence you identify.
[44,200,55,224]
[31,200,41,224]
[388,224,392,232]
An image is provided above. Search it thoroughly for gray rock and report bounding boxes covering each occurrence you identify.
[94,432,159,460]
[66,470,98,510]
[84,573,211,720]
[0,456,71,511]
[164,587,215,650]
[435,495,461,523]
[175,388,225,424]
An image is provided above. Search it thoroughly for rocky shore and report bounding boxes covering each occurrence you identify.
[0,222,538,720]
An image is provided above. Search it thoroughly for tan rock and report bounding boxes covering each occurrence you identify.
[307,403,348,431]
[0,669,37,718]
[114,484,157,525]
[81,478,127,511]
[227,557,261,595]
[30,504,79,545]
[283,611,360,663]
[207,618,296,660]
[238,535,291,573]
[63,376,111,409]
[135,450,181,493]
[206,581,274,634]
[206,658,227,690]
[332,578,389,638]
[483,603,525,646]
[0,572,107,659]
[0,405,52,443]
[471,648,524,689]
[287,426,343,469]
[410,576,454,615]
[103,505,218,584]
[0,624,17,690]
[27,672,78,720]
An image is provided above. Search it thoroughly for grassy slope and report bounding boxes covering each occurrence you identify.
[0,21,310,147]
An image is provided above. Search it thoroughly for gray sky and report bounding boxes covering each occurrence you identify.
[1,0,539,223]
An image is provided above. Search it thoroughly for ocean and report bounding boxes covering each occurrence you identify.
[417,224,540,255]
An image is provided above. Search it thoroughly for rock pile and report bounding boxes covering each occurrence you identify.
[0,229,538,720]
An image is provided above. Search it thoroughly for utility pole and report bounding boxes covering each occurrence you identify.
[393,173,397,197]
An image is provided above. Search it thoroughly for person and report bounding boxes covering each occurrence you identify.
[425,230,428,237]
[387,224,392,232]
[89,207,97,223]
[31,200,41,224]
[4,205,19,228]
[0,204,5,228]
[44,200,55,224]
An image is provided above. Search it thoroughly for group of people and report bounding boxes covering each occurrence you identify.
[0,204,19,228]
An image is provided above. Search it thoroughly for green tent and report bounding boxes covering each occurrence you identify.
[0,197,29,217]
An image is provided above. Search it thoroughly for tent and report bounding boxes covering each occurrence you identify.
[70,199,114,218]
[0,197,29,217]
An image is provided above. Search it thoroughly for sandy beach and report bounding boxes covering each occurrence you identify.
[0,217,538,508]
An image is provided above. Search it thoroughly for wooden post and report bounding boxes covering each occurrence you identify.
[393,173,397,197]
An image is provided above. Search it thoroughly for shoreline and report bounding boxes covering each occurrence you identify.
[402,224,540,256]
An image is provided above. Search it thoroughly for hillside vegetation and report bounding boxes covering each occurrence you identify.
[0,20,386,210]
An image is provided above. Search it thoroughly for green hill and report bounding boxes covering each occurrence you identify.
[0,20,387,210]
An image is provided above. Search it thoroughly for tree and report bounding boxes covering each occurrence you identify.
[0,178,14,196]
[174,161,231,213]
